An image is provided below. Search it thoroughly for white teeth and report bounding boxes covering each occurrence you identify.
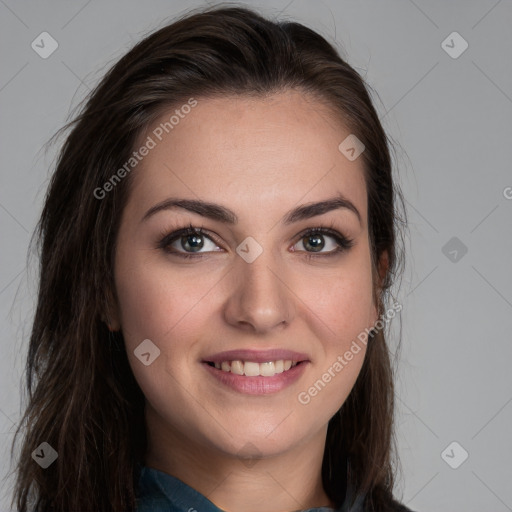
[230,360,244,375]
[244,362,260,377]
[260,362,275,377]
[211,359,299,376]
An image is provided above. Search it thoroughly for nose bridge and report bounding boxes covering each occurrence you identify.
[241,249,281,298]
[224,242,295,332]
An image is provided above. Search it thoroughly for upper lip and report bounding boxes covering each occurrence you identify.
[203,349,310,364]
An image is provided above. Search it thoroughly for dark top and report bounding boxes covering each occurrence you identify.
[134,465,415,512]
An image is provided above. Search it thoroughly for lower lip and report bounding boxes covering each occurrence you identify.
[202,362,309,395]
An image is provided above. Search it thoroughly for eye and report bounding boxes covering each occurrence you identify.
[157,223,355,261]
[157,224,222,259]
[292,226,354,258]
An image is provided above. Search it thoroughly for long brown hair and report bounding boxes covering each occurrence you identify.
[10,5,408,511]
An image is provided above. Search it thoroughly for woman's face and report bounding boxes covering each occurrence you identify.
[113,90,379,460]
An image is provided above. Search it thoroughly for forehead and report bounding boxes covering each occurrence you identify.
[127,90,367,226]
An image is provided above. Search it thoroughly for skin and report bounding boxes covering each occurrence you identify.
[110,90,387,512]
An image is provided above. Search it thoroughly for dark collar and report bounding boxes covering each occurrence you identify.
[135,464,365,512]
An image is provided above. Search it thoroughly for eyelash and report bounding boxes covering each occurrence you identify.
[156,221,355,261]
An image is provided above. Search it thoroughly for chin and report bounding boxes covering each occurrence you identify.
[198,416,313,459]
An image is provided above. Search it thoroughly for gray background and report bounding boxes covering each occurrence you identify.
[1,1,511,511]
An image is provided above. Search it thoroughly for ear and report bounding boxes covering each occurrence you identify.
[370,250,389,325]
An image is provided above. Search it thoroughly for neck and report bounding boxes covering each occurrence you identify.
[144,405,336,512]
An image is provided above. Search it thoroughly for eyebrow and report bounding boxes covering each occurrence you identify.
[141,193,362,226]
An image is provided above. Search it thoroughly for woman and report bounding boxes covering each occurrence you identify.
[11,5,412,512]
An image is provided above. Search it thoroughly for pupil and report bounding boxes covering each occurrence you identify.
[183,234,204,252]
[306,234,324,252]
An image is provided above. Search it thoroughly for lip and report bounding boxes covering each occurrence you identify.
[202,348,310,364]
[202,360,309,395]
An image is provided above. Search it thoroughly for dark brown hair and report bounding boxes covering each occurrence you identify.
[10,5,408,511]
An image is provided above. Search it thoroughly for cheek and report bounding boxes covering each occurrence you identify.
[113,255,210,405]
[296,250,376,348]
[294,273,372,418]
[114,253,215,345]
[287,251,375,413]
[113,251,225,400]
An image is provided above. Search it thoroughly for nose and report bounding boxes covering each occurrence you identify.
[223,251,296,334]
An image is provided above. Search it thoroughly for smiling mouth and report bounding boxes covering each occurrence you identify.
[205,359,304,377]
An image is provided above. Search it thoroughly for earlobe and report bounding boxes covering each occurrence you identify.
[106,319,120,332]
[102,312,120,332]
